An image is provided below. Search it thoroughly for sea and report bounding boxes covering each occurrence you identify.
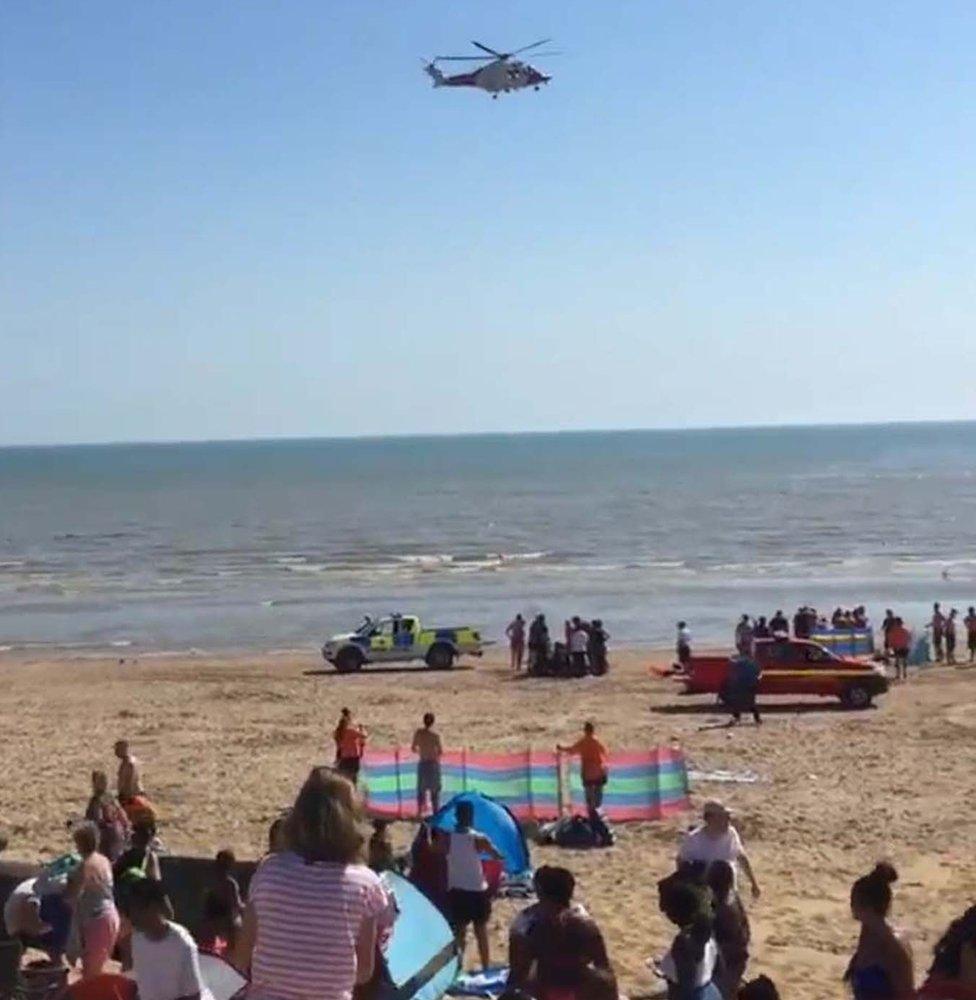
[1,423,975,656]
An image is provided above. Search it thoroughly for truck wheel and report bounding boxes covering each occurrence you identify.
[335,648,364,674]
[426,643,454,670]
[841,683,872,710]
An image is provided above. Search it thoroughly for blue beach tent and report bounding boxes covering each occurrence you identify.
[382,872,460,1000]
[425,791,531,879]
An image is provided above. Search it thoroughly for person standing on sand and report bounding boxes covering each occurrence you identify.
[528,614,550,673]
[677,801,761,900]
[676,621,692,668]
[792,607,805,639]
[931,603,946,663]
[768,610,788,636]
[411,713,443,816]
[844,862,914,1000]
[558,721,609,814]
[506,614,526,673]
[734,616,754,656]
[726,655,762,726]
[115,741,144,807]
[965,607,976,664]
[67,821,121,979]
[433,799,503,972]
[881,610,897,656]
[334,708,367,784]
[587,619,609,676]
[945,609,959,665]
[888,619,912,682]
[85,770,130,863]
[568,617,590,675]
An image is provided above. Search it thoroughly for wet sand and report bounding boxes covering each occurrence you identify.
[2,647,974,999]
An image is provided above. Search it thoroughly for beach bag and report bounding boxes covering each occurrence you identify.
[548,816,603,849]
[587,810,615,848]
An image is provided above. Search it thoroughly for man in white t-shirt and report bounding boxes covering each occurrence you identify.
[434,799,503,972]
[677,800,761,899]
[568,617,590,675]
[128,878,213,1000]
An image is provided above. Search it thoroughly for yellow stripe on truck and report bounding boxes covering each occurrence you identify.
[762,670,877,679]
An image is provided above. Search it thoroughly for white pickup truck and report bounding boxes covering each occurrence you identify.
[321,614,485,673]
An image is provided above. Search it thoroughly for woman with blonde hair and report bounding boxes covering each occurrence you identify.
[67,821,120,979]
[235,768,395,1000]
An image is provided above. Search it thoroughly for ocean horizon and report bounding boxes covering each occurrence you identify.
[4,416,975,451]
[2,420,975,655]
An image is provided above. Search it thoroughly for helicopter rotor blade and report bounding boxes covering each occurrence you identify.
[521,50,561,58]
[434,55,495,62]
[511,38,552,56]
[471,40,505,58]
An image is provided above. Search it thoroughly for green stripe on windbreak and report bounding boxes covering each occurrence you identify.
[441,779,528,796]
[567,774,687,794]
[363,777,411,793]
[366,776,562,796]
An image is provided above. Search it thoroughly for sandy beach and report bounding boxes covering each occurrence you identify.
[2,646,975,999]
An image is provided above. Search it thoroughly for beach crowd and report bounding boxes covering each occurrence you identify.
[4,703,976,1000]
[687,603,976,674]
[505,615,610,678]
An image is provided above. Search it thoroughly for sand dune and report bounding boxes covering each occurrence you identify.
[2,647,974,999]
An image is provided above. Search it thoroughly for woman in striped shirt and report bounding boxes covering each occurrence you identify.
[235,768,395,1000]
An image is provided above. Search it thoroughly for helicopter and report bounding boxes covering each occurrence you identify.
[424,39,556,98]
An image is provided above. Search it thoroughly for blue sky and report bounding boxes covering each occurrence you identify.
[3,1,976,445]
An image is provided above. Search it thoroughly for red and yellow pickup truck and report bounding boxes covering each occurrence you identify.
[676,637,889,709]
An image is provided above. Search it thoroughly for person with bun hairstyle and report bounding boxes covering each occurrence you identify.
[844,862,914,999]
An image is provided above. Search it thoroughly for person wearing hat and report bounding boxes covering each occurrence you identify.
[677,802,760,900]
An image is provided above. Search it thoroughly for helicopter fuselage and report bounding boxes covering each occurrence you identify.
[432,58,550,94]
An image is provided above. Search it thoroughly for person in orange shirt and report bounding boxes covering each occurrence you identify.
[888,618,912,682]
[333,707,368,784]
[558,721,609,813]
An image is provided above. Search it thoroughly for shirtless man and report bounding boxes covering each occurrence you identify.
[506,614,526,673]
[115,740,144,805]
[412,713,443,815]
